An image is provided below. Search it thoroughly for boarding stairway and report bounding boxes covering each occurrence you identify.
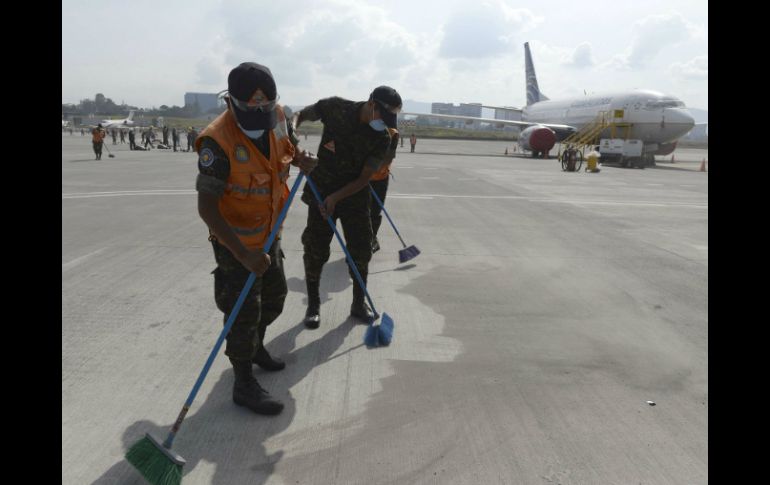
[557,111,632,170]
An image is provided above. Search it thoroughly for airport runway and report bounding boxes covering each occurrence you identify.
[62,134,707,484]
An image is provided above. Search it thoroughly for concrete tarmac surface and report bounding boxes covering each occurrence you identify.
[62,134,707,484]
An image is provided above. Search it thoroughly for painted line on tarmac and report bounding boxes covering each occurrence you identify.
[63,190,195,199]
[390,193,706,208]
[62,248,107,271]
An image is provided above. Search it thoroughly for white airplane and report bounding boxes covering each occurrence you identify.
[98,110,136,129]
[404,42,696,167]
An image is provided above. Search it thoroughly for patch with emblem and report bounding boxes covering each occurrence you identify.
[234,145,250,162]
[199,148,215,167]
[323,140,336,153]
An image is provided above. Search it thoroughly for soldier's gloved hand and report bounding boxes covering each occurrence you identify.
[238,249,271,276]
[319,194,338,219]
[293,150,318,174]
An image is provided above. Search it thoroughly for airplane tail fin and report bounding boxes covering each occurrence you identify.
[127,110,135,121]
[525,42,549,106]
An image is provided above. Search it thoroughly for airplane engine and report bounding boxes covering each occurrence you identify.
[651,142,677,156]
[519,125,556,156]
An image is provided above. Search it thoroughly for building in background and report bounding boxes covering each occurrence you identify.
[184,92,222,114]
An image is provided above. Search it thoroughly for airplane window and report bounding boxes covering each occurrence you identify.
[645,99,685,109]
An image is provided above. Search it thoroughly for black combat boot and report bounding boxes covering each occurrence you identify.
[350,283,374,323]
[231,359,284,415]
[303,280,321,329]
[252,325,285,371]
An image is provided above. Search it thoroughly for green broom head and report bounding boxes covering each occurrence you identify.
[126,433,185,485]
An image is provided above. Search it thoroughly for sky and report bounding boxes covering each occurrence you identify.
[62,0,708,111]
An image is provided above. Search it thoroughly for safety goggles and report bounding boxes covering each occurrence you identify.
[372,99,402,115]
[227,92,279,113]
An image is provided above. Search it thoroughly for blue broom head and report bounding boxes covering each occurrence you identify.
[378,313,394,345]
[399,245,420,263]
[364,323,380,347]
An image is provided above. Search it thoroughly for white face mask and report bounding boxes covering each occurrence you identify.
[369,103,387,131]
[240,128,265,139]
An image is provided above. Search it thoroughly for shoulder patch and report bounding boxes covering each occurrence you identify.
[199,148,215,167]
[234,145,250,162]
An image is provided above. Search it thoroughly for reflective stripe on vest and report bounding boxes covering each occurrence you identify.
[196,105,296,249]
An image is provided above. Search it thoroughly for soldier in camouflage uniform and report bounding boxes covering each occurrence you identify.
[196,62,317,415]
[294,86,402,329]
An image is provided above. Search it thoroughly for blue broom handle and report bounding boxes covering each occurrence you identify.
[163,172,305,449]
[368,183,407,248]
[305,176,379,318]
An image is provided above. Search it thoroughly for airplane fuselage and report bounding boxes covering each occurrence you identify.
[523,89,695,153]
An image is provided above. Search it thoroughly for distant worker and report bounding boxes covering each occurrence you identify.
[586,146,601,173]
[400,134,404,147]
[172,127,179,152]
[370,127,399,253]
[187,127,198,152]
[410,133,416,153]
[294,85,401,329]
[162,125,169,146]
[91,124,106,160]
[128,128,136,150]
[143,129,153,150]
[119,130,126,144]
[81,128,85,136]
[195,62,317,415]
[111,129,117,145]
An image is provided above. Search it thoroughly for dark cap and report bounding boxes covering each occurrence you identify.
[227,62,277,130]
[370,85,402,129]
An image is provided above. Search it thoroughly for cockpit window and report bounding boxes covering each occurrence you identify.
[645,99,685,109]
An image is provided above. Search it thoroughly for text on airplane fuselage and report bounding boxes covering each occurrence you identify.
[570,97,613,108]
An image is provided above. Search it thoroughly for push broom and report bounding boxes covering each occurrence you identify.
[368,184,419,263]
[125,172,306,485]
[305,176,393,347]
[103,143,116,158]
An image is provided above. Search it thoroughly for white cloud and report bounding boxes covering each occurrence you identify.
[61,0,707,110]
[670,55,708,80]
[609,12,702,69]
[566,43,595,69]
[439,2,541,59]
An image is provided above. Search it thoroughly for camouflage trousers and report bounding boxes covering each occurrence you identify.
[369,178,389,239]
[301,190,372,286]
[211,238,287,361]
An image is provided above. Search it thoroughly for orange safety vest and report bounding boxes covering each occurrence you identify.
[92,128,105,142]
[196,106,295,250]
[370,127,398,181]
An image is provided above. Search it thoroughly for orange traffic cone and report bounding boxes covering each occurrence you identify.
[699,159,707,172]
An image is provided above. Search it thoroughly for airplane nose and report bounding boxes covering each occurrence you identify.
[664,108,695,128]
[663,108,696,137]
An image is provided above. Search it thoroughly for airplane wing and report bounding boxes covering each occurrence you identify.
[481,105,523,112]
[401,112,576,135]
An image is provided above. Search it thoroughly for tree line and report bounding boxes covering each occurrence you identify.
[62,93,218,119]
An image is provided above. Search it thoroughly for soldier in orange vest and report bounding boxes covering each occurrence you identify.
[196,62,317,415]
[91,123,106,160]
[370,127,399,253]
